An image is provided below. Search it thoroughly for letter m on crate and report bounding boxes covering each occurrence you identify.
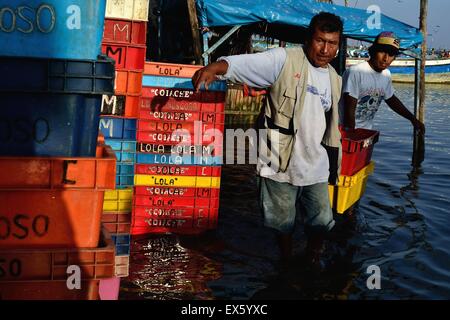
[105,46,123,67]
[102,95,125,116]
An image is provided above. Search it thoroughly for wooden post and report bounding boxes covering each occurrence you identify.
[187,0,203,65]
[413,0,427,166]
[419,0,427,125]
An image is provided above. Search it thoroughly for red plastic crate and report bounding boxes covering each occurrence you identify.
[0,228,115,281]
[101,94,140,118]
[139,109,225,124]
[144,61,202,78]
[102,42,146,70]
[133,205,195,219]
[134,186,220,198]
[132,206,217,220]
[133,195,219,208]
[115,70,143,96]
[137,119,223,133]
[136,129,223,146]
[131,208,217,235]
[135,164,221,177]
[103,19,147,45]
[141,87,226,113]
[341,128,379,176]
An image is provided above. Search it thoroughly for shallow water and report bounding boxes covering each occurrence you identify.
[120,83,450,300]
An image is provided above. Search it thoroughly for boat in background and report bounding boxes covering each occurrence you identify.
[347,58,450,84]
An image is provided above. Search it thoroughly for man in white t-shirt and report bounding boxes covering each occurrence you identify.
[341,31,425,133]
[192,12,344,271]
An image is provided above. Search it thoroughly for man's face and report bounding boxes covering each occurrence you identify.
[305,28,340,68]
[371,50,396,71]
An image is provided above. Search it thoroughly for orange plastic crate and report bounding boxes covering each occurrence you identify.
[0,145,116,189]
[102,211,131,234]
[0,146,116,248]
[144,61,202,78]
[0,280,100,300]
[115,69,143,96]
[0,228,115,281]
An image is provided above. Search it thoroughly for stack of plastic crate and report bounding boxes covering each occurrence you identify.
[131,62,226,235]
[0,0,117,300]
[329,128,380,214]
[99,0,150,279]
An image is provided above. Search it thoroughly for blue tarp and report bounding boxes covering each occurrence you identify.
[196,0,423,49]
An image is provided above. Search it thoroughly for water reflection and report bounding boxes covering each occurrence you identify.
[121,235,222,300]
[120,84,450,299]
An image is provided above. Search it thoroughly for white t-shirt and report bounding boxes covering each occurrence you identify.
[219,48,332,186]
[341,61,394,129]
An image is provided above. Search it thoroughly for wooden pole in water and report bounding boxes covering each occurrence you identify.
[413,0,427,166]
[187,0,203,65]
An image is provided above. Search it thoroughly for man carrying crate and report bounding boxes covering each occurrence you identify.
[192,12,344,271]
[340,31,425,215]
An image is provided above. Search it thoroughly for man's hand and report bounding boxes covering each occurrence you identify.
[412,118,425,135]
[192,60,229,92]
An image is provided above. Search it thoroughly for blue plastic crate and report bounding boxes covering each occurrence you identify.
[0,56,115,95]
[0,0,107,60]
[117,163,135,175]
[116,175,135,187]
[105,139,137,152]
[0,93,101,156]
[136,153,223,165]
[115,244,130,256]
[142,75,227,91]
[114,151,136,163]
[99,117,137,139]
[111,234,131,256]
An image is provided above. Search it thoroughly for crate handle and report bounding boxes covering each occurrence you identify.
[62,160,78,185]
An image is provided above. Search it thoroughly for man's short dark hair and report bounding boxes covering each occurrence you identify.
[308,12,344,38]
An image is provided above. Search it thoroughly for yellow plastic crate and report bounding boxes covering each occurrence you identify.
[103,200,132,212]
[104,188,133,201]
[134,174,221,188]
[105,0,149,21]
[103,188,133,212]
[329,161,375,214]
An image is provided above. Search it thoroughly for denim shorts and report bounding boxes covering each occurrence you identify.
[257,176,335,235]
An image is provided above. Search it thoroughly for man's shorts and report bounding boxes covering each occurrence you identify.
[257,176,335,235]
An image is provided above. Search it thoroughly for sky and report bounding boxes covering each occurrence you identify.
[333,0,450,48]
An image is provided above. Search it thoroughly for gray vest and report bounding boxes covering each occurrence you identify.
[260,47,342,184]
